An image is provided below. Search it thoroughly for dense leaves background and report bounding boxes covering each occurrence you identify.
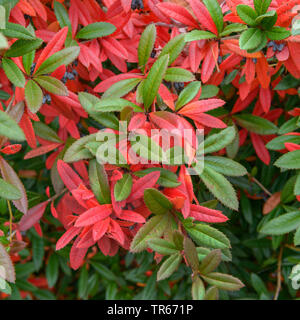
[0,0,300,300]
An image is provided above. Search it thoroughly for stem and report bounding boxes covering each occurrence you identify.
[247,173,272,197]
[274,245,283,300]
[7,200,13,243]
[47,188,67,203]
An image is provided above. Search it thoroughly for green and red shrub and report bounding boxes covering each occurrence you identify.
[0,0,300,300]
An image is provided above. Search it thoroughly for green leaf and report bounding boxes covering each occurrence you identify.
[204,286,219,300]
[147,238,178,255]
[94,98,143,113]
[192,276,205,300]
[254,0,272,15]
[199,249,222,274]
[63,134,95,162]
[159,34,185,65]
[185,224,230,249]
[22,50,36,75]
[274,150,300,170]
[35,76,68,96]
[144,188,173,215]
[157,253,182,281]
[164,67,195,82]
[202,272,244,291]
[275,74,300,91]
[54,1,72,32]
[130,214,170,252]
[76,22,116,39]
[46,254,59,288]
[256,11,277,30]
[138,23,156,71]
[102,78,141,99]
[2,58,25,88]
[0,4,5,29]
[32,236,44,271]
[266,135,300,151]
[204,126,236,153]
[0,32,8,49]
[183,236,199,272]
[233,114,278,135]
[0,243,15,283]
[185,30,216,42]
[25,80,43,113]
[0,110,25,141]
[5,38,42,58]
[78,267,88,299]
[251,273,269,295]
[0,177,21,200]
[33,122,63,144]
[78,92,119,130]
[35,46,80,75]
[294,226,300,246]
[203,0,224,34]
[260,211,300,235]
[197,166,239,210]
[200,84,219,99]
[266,26,291,40]
[3,22,35,40]
[89,160,111,205]
[292,18,300,36]
[295,173,300,196]
[143,54,169,110]
[114,173,132,202]
[204,156,247,176]
[175,81,201,110]
[219,23,247,37]
[236,5,258,26]
[239,28,264,51]
[130,133,165,162]
[281,176,297,204]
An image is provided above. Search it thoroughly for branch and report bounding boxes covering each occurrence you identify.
[274,245,283,300]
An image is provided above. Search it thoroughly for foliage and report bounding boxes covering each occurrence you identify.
[0,0,300,301]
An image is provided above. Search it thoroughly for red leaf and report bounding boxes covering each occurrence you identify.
[70,236,88,270]
[0,157,28,214]
[259,87,271,113]
[75,205,112,227]
[35,27,69,72]
[19,201,48,231]
[250,132,270,165]
[190,204,228,223]
[157,2,199,28]
[109,219,125,245]
[24,143,61,160]
[0,144,22,155]
[187,0,218,34]
[178,99,225,115]
[118,210,146,223]
[56,226,81,250]
[57,160,84,191]
[127,171,160,201]
[93,217,110,241]
[189,113,227,128]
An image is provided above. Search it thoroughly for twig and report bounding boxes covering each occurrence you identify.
[47,188,67,203]
[7,200,13,242]
[274,245,283,300]
[247,173,272,197]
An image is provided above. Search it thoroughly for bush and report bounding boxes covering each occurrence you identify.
[0,0,300,300]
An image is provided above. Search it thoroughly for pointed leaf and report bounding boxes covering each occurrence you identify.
[25,80,43,113]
